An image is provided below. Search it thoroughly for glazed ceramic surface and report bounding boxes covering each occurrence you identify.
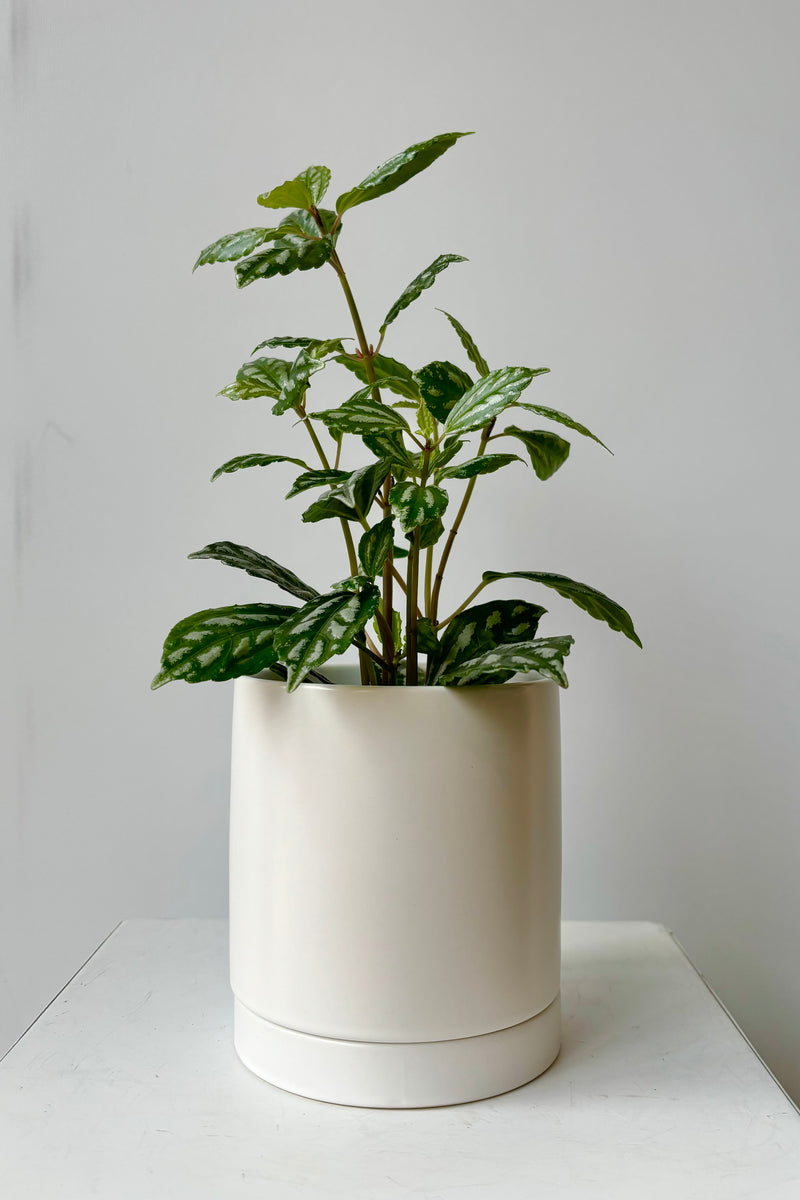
[229,668,562,1106]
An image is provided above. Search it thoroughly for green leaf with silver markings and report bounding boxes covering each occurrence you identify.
[514,402,611,452]
[302,459,392,523]
[252,335,346,358]
[437,310,490,378]
[336,131,473,214]
[285,469,350,499]
[193,227,285,271]
[272,347,327,415]
[362,430,413,472]
[188,541,318,602]
[274,586,381,691]
[437,452,522,481]
[389,481,449,533]
[270,208,339,239]
[298,165,331,206]
[414,360,473,423]
[501,427,570,480]
[427,599,548,686]
[330,574,373,593]
[380,254,467,333]
[443,367,541,435]
[315,391,411,435]
[439,636,575,688]
[358,516,395,578]
[219,356,289,401]
[335,354,420,400]
[234,234,332,287]
[151,603,298,689]
[211,453,309,482]
[481,571,642,646]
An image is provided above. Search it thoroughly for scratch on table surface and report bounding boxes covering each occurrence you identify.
[125,990,153,1020]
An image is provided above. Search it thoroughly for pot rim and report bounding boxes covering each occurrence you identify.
[249,664,557,692]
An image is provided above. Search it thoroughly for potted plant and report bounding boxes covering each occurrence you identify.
[152,131,641,1108]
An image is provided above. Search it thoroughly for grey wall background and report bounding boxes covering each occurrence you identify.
[3,0,799,1098]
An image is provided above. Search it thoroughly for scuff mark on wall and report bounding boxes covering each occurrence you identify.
[10,1,32,327]
[41,420,75,446]
[14,441,32,572]
[9,0,29,96]
[12,206,31,328]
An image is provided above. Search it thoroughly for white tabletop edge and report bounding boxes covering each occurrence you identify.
[0,919,123,1067]
[665,925,800,1116]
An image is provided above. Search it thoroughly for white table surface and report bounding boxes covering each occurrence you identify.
[1,920,798,1199]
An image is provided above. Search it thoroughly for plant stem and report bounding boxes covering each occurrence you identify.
[380,477,394,683]
[424,545,434,616]
[434,581,488,630]
[429,419,495,623]
[297,405,371,683]
[297,409,361,576]
[327,244,399,680]
[406,442,432,686]
[330,252,373,363]
[405,528,421,685]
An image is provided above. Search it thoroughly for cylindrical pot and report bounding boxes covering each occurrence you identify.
[229,669,562,1108]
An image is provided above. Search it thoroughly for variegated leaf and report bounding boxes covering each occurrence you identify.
[502,427,570,480]
[358,516,394,577]
[285,469,350,499]
[151,603,298,688]
[440,636,575,688]
[272,347,327,415]
[482,570,642,646]
[330,574,373,592]
[437,452,522,481]
[274,586,381,691]
[193,227,282,271]
[297,165,331,206]
[514,402,611,452]
[380,254,467,333]
[262,208,337,239]
[335,354,420,400]
[362,430,414,471]
[315,392,411,435]
[437,310,490,378]
[188,541,318,602]
[234,234,332,287]
[414,360,473,423]
[302,459,392,523]
[218,357,289,401]
[251,335,317,352]
[211,453,309,482]
[251,335,346,358]
[336,131,473,214]
[428,599,548,686]
[443,367,541,435]
[389,481,449,533]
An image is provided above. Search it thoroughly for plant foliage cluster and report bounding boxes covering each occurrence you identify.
[153,132,641,692]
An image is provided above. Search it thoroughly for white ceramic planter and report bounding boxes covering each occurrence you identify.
[229,668,562,1108]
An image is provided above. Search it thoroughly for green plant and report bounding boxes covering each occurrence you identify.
[152,131,641,693]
